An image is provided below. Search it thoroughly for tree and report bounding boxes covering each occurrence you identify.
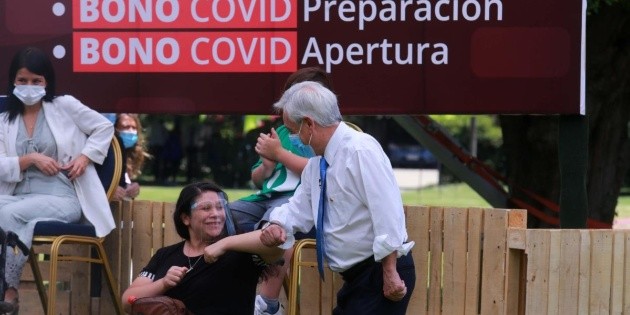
[500,1,630,227]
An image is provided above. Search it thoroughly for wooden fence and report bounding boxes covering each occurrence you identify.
[290,205,527,315]
[508,229,630,314]
[17,201,630,314]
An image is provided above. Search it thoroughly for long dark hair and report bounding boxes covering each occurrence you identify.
[5,47,56,122]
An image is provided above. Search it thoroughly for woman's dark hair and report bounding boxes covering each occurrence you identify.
[283,67,333,92]
[173,181,233,240]
[5,47,56,122]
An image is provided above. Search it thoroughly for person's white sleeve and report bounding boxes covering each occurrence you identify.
[351,145,414,262]
[269,159,316,249]
[0,122,21,183]
[63,96,114,164]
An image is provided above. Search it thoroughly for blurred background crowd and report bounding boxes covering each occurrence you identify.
[134,114,503,189]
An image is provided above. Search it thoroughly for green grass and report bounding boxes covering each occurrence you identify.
[138,183,630,218]
[616,195,630,218]
[138,183,490,207]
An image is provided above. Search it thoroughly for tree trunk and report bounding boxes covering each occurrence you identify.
[500,4,630,227]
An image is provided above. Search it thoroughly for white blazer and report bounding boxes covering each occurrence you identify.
[0,95,115,237]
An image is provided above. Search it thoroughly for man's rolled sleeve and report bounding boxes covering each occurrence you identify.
[373,235,415,262]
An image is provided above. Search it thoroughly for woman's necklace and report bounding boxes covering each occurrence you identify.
[188,255,203,272]
[185,243,204,272]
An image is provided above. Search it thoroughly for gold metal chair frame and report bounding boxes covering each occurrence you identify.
[288,239,316,315]
[28,136,124,315]
[288,238,344,315]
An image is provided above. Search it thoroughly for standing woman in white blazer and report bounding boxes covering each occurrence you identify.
[0,47,115,313]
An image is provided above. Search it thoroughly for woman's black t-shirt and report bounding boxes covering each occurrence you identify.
[139,241,263,314]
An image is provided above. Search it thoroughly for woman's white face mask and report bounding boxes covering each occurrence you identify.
[13,84,46,106]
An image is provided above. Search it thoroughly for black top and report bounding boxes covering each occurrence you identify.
[139,241,263,314]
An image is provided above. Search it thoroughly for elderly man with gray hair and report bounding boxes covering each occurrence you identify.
[260,81,415,315]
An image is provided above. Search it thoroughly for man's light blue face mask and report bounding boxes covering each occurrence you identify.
[289,121,315,158]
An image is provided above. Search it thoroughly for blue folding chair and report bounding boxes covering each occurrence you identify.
[0,95,7,113]
[28,136,124,315]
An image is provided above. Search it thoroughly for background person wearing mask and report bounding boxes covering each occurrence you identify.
[113,113,148,201]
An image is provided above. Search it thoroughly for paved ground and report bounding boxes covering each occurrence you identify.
[392,168,439,189]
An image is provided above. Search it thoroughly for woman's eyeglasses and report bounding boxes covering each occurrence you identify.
[190,200,227,212]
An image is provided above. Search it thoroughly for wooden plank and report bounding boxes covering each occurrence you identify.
[589,230,612,315]
[505,209,527,315]
[299,247,320,315]
[320,268,335,313]
[525,230,550,315]
[577,230,591,313]
[105,201,123,289]
[18,288,47,315]
[464,207,483,315]
[163,202,181,246]
[508,229,526,250]
[152,201,165,252]
[120,199,134,294]
[428,207,443,315]
[505,239,524,315]
[508,209,527,229]
[557,230,580,315]
[405,205,429,315]
[480,209,508,315]
[70,252,91,315]
[610,231,625,314]
[100,201,123,315]
[132,201,154,279]
[442,207,467,315]
[546,231,561,315]
[97,201,122,315]
[25,243,91,314]
[19,289,70,315]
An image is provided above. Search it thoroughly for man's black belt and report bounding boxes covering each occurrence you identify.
[340,256,376,282]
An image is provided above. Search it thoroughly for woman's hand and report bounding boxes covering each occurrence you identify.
[161,266,189,289]
[60,154,90,181]
[125,182,140,199]
[30,153,62,176]
[113,186,126,201]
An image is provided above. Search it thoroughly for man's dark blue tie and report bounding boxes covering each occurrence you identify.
[317,157,328,281]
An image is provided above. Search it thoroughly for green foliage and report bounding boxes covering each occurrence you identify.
[429,115,502,147]
[588,0,629,14]
[428,115,504,183]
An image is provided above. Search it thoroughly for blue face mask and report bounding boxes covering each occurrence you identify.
[119,131,138,149]
[289,134,315,158]
[102,113,117,124]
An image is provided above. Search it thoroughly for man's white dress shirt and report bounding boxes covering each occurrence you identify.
[270,122,414,272]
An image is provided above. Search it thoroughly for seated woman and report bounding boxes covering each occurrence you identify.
[0,47,115,314]
[112,113,148,201]
[121,181,284,314]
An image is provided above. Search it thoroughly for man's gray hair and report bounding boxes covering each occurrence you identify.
[273,81,342,127]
